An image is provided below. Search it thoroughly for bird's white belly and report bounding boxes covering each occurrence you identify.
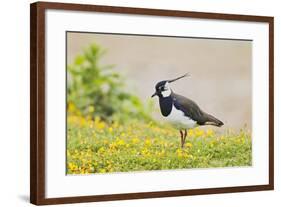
[164,105,197,129]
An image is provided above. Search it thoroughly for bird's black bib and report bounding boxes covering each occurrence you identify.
[159,97,173,117]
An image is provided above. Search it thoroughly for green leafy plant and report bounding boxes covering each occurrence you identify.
[67,43,153,123]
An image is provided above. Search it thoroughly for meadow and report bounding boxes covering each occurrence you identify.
[67,113,252,174]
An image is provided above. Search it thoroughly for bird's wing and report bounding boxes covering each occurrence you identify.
[172,93,206,124]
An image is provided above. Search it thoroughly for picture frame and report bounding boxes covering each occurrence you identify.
[30,1,274,205]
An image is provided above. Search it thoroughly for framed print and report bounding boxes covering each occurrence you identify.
[30,1,274,205]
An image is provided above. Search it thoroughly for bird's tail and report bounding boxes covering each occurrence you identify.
[204,113,224,127]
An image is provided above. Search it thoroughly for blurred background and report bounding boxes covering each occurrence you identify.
[67,32,252,130]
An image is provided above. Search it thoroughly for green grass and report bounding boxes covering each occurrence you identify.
[67,115,252,174]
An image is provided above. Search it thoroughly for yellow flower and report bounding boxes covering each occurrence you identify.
[131,137,140,144]
[88,105,95,113]
[79,117,86,126]
[144,139,152,147]
[176,148,182,155]
[141,148,151,157]
[116,138,125,146]
[187,129,194,137]
[176,149,188,158]
[99,169,106,173]
[68,162,78,171]
[195,128,204,137]
[185,142,192,148]
[68,102,76,113]
[97,122,105,130]
[93,116,106,130]
[98,147,105,154]
[206,129,214,137]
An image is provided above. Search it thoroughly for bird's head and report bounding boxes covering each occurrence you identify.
[151,73,189,98]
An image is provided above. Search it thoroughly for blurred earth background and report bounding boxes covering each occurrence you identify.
[67,32,252,130]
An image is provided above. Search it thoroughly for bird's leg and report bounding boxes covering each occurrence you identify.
[183,129,187,145]
[180,130,184,148]
[181,129,187,148]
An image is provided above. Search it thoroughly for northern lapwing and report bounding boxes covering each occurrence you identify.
[151,73,223,148]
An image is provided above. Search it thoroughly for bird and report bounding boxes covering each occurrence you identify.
[151,73,223,148]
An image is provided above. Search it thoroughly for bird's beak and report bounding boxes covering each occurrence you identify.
[151,91,157,98]
[168,73,190,83]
